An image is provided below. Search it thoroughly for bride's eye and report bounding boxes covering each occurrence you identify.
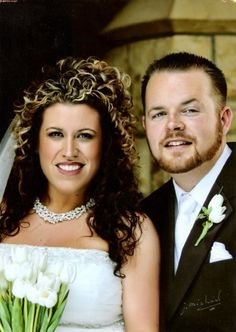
[76,132,94,141]
[48,131,63,138]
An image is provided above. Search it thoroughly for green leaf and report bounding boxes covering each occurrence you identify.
[202,207,208,214]
[47,297,68,332]
[12,297,23,332]
[0,300,11,325]
[39,308,49,332]
[25,302,35,332]
[0,301,12,332]
[0,316,12,332]
[198,213,206,219]
[57,285,68,307]
[0,321,6,332]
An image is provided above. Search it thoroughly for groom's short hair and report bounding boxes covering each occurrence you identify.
[141,52,227,109]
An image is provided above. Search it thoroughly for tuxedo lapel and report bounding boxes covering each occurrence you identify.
[168,183,233,319]
[157,183,177,328]
[161,188,176,283]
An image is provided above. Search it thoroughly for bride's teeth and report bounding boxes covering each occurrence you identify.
[59,164,80,171]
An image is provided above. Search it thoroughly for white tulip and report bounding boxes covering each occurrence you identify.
[11,246,28,264]
[0,255,5,272]
[37,288,58,308]
[208,194,224,209]
[31,251,48,272]
[209,206,226,224]
[195,193,227,246]
[4,262,20,281]
[51,276,61,293]
[0,255,9,273]
[12,279,28,299]
[46,261,63,277]
[208,194,226,224]
[18,261,34,281]
[26,284,40,304]
[60,264,77,284]
[37,272,56,290]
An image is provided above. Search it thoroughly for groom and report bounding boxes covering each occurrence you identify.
[141,52,236,331]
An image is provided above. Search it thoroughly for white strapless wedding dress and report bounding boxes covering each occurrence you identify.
[0,244,125,331]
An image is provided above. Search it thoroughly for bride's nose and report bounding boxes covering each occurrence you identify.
[62,137,78,159]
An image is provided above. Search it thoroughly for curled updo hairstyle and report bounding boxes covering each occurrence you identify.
[0,57,142,275]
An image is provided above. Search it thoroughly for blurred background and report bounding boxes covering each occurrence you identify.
[1,0,236,194]
[0,0,127,138]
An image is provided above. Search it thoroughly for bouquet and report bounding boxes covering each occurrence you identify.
[0,246,76,332]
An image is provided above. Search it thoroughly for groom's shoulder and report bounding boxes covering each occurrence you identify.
[140,179,173,212]
[140,180,173,230]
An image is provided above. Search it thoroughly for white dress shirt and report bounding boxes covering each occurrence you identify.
[173,144,231,270]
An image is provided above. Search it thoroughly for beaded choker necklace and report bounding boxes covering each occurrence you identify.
[33,197,95,224]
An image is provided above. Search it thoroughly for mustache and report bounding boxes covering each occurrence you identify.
[161,132,196,144]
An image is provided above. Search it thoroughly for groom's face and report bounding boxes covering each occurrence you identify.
[142,69,230,175]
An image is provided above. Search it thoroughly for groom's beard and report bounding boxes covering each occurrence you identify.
[154,119,223,174]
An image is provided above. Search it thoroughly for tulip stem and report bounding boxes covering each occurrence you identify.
[47,307,53,324]
[33,304,40,332]
[28,303,35,332]
[24,298,28,325]
[195,221,213,246]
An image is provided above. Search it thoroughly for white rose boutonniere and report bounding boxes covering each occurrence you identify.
[195,193,226,246]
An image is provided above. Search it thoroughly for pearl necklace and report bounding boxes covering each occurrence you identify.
[33,197,95,224]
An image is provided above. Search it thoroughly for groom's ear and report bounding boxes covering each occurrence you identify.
[220,106,233,135]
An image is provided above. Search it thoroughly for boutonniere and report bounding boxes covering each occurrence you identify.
[195,193,226,246]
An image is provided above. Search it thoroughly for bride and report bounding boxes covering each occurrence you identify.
[0,56,160,331]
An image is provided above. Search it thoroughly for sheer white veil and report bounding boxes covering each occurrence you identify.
[0,120,16,202]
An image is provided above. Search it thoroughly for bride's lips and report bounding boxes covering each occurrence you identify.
[56,162,84,175]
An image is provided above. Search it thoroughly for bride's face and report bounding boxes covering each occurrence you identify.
[38,103,102,198]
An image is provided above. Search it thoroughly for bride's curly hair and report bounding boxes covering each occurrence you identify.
[0,57,143,276]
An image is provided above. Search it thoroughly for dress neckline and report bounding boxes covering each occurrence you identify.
[0,242,109,255]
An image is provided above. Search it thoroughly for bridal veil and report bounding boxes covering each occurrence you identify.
[0,120,15,202]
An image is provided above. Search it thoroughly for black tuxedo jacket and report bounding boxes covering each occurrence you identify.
[141,143,236,332]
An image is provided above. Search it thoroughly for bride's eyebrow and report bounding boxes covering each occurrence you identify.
[45,127,62,131]
[45,127,98,134]
[77,128,97,133]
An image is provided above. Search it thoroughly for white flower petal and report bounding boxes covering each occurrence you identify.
[209,206,226,223]
[31,251,48,272]
[46,262,63,276]
[4,262,20,281]
[37,288,58,308]
[208,194,224,209]
[18,262,34,281]
[11,246,28,263]
[12,279,28,299]
[26,284,39,304]
[37,272,56,290]
[60,264,77,284]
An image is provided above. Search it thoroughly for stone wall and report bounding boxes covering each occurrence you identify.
[102,0,236,196]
